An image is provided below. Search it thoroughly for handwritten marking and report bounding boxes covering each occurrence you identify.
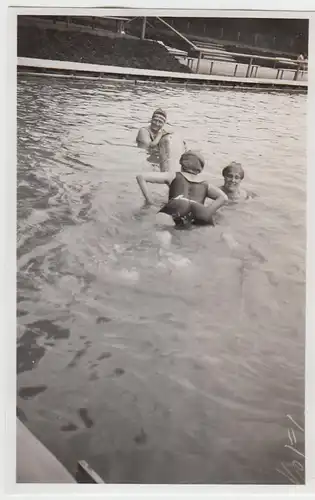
[291,460,304,481]
[276,414,305,484]
[276,463,299,484]
[284,444,305,459]
[286,414,304,432]
[288,427,296,446]
[292,460,304,471]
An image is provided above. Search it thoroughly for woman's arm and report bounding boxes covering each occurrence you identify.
[159,135,172,172]
[205,184,228,217]
[136,128,164,149]
[136,172,173,204]
[136,128,150,148]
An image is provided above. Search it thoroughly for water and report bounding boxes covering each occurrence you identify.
[17,75,306,484]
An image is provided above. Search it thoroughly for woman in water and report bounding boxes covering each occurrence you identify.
[136,150,228,226]
[220,162,252,202]
[136,108,185,172]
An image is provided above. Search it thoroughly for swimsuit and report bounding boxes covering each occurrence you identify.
[168,172,208,203]
[146,128,171,170]
[160,172,210,228]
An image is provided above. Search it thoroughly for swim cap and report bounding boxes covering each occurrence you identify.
[180,150,205,174]
[222,161,244,179]
[152,108,167,121]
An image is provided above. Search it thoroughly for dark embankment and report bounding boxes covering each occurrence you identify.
[17,26,191,73]
[132,17,308,55]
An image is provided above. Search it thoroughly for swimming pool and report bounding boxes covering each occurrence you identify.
[17,75,306,484]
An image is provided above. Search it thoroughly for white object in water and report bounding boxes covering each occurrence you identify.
[167,134,187,171]
[118,268,140,283]
[166,252,191,268]
[221,232,240,251]
[156,212,174,227]
[156,230,172,249]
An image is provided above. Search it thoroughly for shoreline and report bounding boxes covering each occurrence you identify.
[17,58,308,93]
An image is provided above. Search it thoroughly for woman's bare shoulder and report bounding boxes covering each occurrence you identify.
[137,127,150,138]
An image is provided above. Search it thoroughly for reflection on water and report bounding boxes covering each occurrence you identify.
[17,75,306,484]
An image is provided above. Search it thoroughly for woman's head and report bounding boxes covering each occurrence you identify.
[180,150,205,175]
[222,162,244,192]
[151,108,167,132]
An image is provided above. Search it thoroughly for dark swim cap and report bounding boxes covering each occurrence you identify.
[222,161,244,179]
[180,150,205,174]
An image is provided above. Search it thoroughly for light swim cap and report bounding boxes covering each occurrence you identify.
[180,150,205,174]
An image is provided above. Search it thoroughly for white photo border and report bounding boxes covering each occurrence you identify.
[2,1,314,499]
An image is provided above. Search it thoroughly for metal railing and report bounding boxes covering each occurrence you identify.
[139,17,307,81]
[188,46,307,80]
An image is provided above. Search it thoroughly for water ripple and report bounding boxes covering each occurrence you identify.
[17,75,306,484]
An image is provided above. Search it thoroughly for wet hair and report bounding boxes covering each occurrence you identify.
[152,108,167,121]
[180,150,205,174]
[222,162,244,180]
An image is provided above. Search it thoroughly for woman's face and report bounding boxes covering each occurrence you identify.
[151,114,166,132]
[223,170,243,192]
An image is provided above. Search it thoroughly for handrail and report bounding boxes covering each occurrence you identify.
[156,17,198,49]
[192,45,303,65]
[185,45,308,80]
[101,16,130,21]
[189,45,308,77]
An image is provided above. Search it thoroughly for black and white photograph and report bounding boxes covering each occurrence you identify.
[14,5,308,488]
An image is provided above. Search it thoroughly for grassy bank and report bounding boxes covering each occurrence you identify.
[17,25,191,73]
